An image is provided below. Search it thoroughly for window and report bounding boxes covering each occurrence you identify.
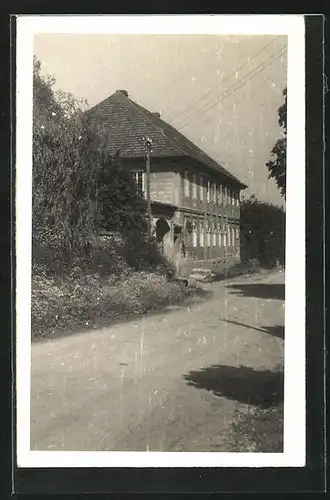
[218,184,223,205]
[217,221,222,247]
[199,176,204,201]
[235,225,240,245]
[213,183,217,204]
[206,181,210,202]
[206,221,211,247]
[223,186,227,205]
[223,221,228,247]
[192,220,197,247]
[184,170,189,197]
[236,192,240,206]
[192,174,197,199]
[231,225,235,246]
[134,170,145,194]
[213,221,217,246]
[199,220,204,247]
[228,188,232,205]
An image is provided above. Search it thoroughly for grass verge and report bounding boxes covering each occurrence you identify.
[230,402,284,453]
[229,363,284,453]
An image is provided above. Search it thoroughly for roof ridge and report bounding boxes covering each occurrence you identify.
[119,91,188,157]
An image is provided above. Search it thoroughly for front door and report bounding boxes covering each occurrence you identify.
[155,217,171,257]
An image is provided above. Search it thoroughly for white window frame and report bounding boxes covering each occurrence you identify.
[134,170,146,195]
[218,184,223,205]
[223,186,227,205]
[213,183,217,204]
[206,221,211,247]
[192,174,197,199]
[200,176,204,201]
[235,224,240,245]
[184,170,189,198]
[199,220,204,247]
[223,221,228,247]
[212,221,217,246]
[192,220,197,247]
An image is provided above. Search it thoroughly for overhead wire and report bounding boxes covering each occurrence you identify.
[216,68,287,117]
[170,37,280,124]
[175,45,287,129]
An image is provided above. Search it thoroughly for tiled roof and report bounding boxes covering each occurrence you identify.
[88,90,247,189]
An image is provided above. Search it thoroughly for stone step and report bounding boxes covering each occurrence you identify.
[189,268,216,282]
[192,268,215,275]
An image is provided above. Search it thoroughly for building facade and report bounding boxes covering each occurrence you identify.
[89,90,247,275]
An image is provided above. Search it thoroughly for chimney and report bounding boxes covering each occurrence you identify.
[152,111,161,118]
[117,89,128,97]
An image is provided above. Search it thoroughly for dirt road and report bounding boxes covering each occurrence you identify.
[31,270,285,451]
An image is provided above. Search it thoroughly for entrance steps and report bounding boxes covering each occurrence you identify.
[189,268,216,283]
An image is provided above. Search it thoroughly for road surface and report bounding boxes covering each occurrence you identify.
[30,270,285,451]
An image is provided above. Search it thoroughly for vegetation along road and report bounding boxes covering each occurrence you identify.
[31,270,285,452]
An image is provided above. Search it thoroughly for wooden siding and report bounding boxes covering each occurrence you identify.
[150,171,175,205]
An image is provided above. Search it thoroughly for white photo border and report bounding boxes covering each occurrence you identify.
[15,14,306,469]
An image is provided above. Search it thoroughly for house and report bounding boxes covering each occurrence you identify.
[88,89,247,275]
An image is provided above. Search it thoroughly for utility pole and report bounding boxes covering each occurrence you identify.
[144,137,153,239]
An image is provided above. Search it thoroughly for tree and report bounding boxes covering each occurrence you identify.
[240,195,285,268]
[266,87,287,198]
[33,58,148,272]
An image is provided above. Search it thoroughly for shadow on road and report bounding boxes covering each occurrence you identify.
[225,283,285,301]
[221,319,284,339]
[183,364,284,408]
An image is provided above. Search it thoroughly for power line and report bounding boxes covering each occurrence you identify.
[217,68,286,116]
[171,37,280,124]
[177,46,287,129]
[176,45,286,128]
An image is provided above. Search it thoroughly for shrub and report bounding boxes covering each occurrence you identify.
[31,270,191,339]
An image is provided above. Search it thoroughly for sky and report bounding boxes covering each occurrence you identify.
[34,34,287,206]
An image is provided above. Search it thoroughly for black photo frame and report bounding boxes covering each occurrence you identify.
[0,7,326,498]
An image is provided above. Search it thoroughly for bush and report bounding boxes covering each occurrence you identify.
[31,270,191,339]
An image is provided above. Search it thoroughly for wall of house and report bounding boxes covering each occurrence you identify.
[180,211,241,262]
[175,162,242,263]
[127,157,243,266]
[180,164,241,219]
[150,171,175,205]
[126,159,177,206]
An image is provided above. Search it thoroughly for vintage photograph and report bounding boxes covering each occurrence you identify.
[15,15,306,468]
